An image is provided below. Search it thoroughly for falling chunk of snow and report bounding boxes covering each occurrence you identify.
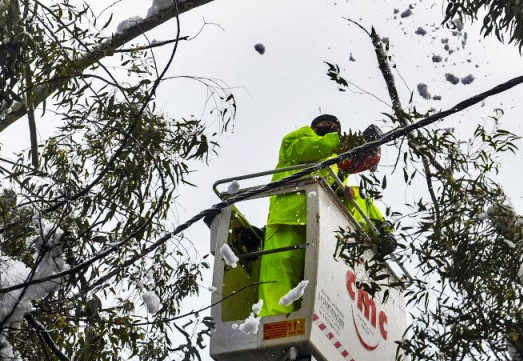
[208,286,217,292]
[142,291,161,314]
[504,239,517,249]
[432,55,442,62]
[441,38,449,44]
[252,299,264,315]
[232,323,239,329]
[238,313,260,335]
[308,191,317,198]
[220,244,239,268]
[116,16,142,33]
[400,9,413,18]
[349,53,356,61]
[433,95,442,100]
[228,180,240,194]
[254,43,265,54]
[417,84,431,100]
[415,27,427,36]
[445,73,460,85]
[478,212,489,221]
[461,74,475,85]
[279,280,309,306]
[451,18,464,31]
[518,265,523,280]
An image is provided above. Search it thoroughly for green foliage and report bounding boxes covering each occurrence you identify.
[444,0,523,49]
[0,1,236,360]
[326,9,523,361]
[336,110,523,360]
[325,62,349,91]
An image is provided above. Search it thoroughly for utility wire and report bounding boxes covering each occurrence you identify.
[1,74,523,295]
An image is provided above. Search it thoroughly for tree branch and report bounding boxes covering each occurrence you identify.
[1,73,522,294]
[25,314,71,361]
[0,0,216,132]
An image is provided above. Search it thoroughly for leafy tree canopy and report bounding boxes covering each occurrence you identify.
[445,0,523,49]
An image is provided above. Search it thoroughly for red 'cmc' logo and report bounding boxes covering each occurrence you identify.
[346,270,388,350]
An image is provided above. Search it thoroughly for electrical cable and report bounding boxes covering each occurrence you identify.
[1,74,523,295]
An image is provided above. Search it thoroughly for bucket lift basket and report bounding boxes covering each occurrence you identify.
[208,168,408,361]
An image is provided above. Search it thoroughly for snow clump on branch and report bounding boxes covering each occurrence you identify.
[227,180,240,194]
[147,0,174,17]
[1,225,67,327]
[486,203,523,242]
[142,291,162,314]
[0,224,67,358]
[116,16,143,33]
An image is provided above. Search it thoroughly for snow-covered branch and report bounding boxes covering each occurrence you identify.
[0,0,216,132]
[0,224,67,360]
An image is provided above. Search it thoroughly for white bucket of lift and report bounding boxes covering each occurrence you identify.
[209,178,407,361]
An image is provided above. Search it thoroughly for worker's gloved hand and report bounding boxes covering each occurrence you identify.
[343,186,355,200]
[335,186,354,200]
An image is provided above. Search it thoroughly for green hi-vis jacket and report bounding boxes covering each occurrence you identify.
[266,126,386,227]
[267,126,341,226]
[344,186,385,229]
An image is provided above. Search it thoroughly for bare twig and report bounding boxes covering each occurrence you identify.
[115,36,189,52]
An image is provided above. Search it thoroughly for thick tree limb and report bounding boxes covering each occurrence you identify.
[0,0,216,132]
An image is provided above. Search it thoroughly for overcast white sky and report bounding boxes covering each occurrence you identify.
[123,2,523,359]
[1,0,522,359]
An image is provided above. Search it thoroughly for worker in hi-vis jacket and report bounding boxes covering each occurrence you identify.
[258,114,388,316]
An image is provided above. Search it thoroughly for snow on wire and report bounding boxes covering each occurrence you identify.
[2,74,523,303]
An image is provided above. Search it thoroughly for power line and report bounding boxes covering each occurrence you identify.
[1,73,523,295]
